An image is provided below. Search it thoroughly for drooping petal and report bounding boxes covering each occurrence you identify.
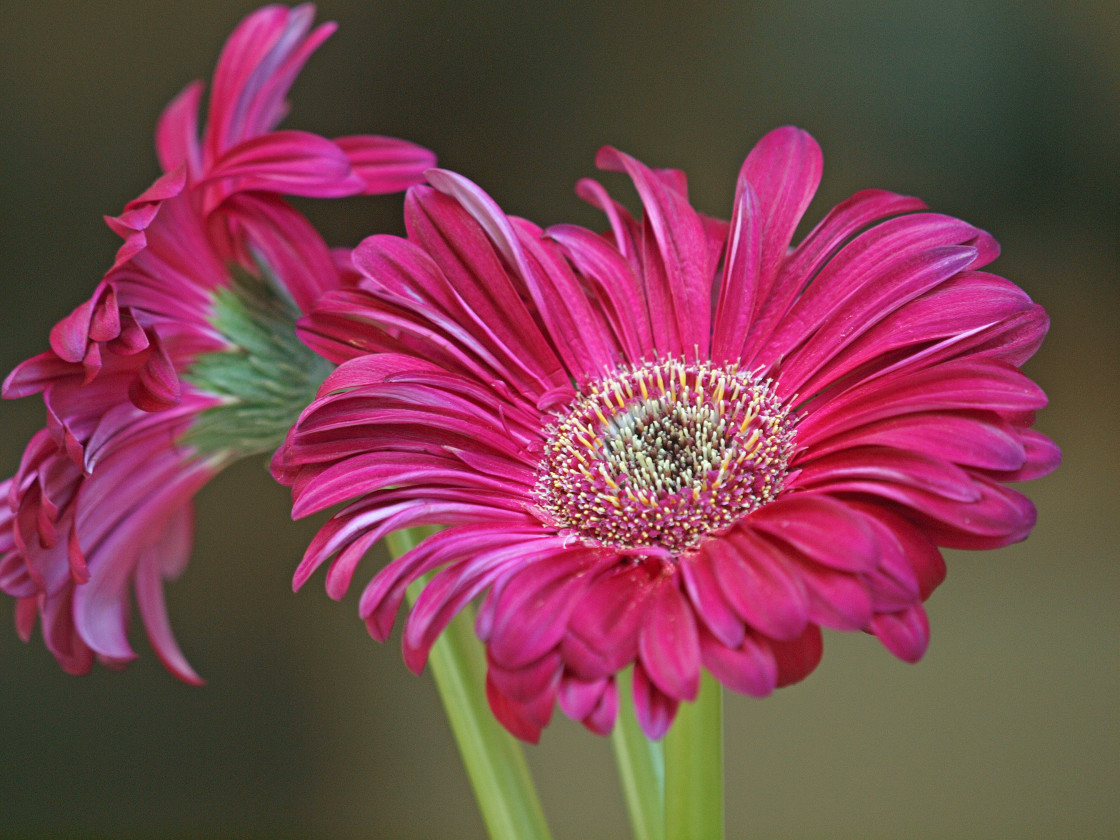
[631,664,679,740]
[699,628,778,697]
[638,574,701,701]
[334,135,436,194]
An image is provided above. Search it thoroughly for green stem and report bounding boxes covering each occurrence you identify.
[388,529,552,840]
[664,672,724,840]
[611,668,666,840]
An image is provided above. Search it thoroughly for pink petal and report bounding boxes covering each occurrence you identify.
[993,429,1060,482]
[202,130,357,202]
[748,494,881,572]
[805,412,1028,473]
[711,179,762,365]
[335,135,436,194]
[738,127,822,312]
[680,552,745,649]
[776,244,981,393]
[699,628,778,697]
[792,559,873,631]
[563,562,657,679]
[580,678,619,736]
[798,360,1049,443]
[595,147,713,358]
[557,674,610,721]
[427,168,614,382]
[49,298,95,363]
[740,188,926,362]
[548,222,655,363]
[870,604,930,663]
[638,575,701,701]
[771,624,824,688]
[487,650,562,704]
[129,333,181,412]
[709,530,810,641]
[404,185,565,394]
[156,80,203,176]
[133,506,203,685]
[485,673,545,743]
[631,664,679,740]
[487,549,604,669]
[792,448,983,504]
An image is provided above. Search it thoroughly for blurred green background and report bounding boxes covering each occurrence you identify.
[1,1,1117,838]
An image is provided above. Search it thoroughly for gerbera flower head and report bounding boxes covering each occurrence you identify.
[0,3,435,681]
[275,126,1059,741]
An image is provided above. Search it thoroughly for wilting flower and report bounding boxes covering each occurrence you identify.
[0,4,435,681]
[275,127,1058,741]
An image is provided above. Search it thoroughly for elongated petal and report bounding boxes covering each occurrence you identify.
[335,135,436,193]
[699,628,778,697]
[738,127,822,308]
[638,575,701,701]
[596,147,713,358]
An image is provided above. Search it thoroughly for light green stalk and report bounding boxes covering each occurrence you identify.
[387,528,552,840]
[664,672,724,840]
[611,668,666,840]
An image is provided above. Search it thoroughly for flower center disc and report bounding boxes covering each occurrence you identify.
[536,359,796,553]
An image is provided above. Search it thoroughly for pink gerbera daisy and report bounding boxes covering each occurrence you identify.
[274,126,1059,741]
[0,4,435,681]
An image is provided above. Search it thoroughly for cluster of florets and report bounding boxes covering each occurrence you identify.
[536,359,796,553]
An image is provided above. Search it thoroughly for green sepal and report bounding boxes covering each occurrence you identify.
[180,264,333,458]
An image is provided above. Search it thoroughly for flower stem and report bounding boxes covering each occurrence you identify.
[388,528,552,840]
[664,672,724,840]
[611,668,666,840]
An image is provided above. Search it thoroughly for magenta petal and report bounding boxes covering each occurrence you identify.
[995,429,1061,482]
[793,559,873,631]
[549,223,655,362]
[870,604,930,663]
[681,552,745,649]
[203,130,355,198]
[699,628,778,697]
[156,80,203,175]
[557,673,610,721]
[806,412,1028,473]
[130,334,181,411]
[49,298,94,363]
[771,625,824,688]
[749,494,880,572]
[738,126,822,301]
[485,673,545,743]
[133,508,203,685]
[487,549,603,669]
[595,147,713,358]
[638,575,701,701]
[711,179,761,365]
[709,530,810,641]
[564,563,657,678]
[15,597,39,642]
[335,135,436,194]
[792,448,983,504]
[631,664,679,740]
[487,650,562,704]
[799,360,1049,443]
[740,188,926,362]
[403,553,521,674]
[223,192,339,313]
[580,678,619,735]
[427,168,614,381]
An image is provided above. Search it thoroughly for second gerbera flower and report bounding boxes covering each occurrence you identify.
[275,127,1058,742]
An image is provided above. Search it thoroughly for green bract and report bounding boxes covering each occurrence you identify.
[181,266,333,458]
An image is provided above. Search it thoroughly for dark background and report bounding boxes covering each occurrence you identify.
[1,2,1117,837]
